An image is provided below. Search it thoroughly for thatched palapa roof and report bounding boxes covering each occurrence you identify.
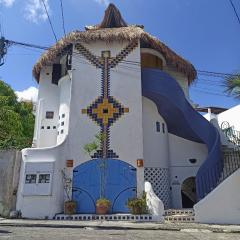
[33,4,197,83]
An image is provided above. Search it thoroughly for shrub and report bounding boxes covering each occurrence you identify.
[127,192,148,215]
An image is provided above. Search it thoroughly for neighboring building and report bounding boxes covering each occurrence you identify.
[16,4,240,221]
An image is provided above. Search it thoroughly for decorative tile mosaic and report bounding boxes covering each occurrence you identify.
[144,167,171,208]
[82,96,129,128]
[76,40,138,158]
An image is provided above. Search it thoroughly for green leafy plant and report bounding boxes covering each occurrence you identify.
[224,74,240,99]
[127,192,148,215]
[96,198,111,208]
[83,133,105,157]
[0,80,34,150]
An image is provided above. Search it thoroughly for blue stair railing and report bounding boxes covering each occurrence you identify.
[141,68,223,201]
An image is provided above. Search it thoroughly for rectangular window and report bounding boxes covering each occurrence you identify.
[41,126,44,129]
[62,113,65,118]
[25,174,37,184]
[47,126,50,129]
[52,63,61,85]
[61,121,64,126]
[53,126,56,129]
[46,111,54,119]
[162,123,165,133]
[38,174,50,183]
[156,122,160,132]
[61,129,64,134]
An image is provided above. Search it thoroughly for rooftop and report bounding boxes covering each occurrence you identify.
[33,4,197,84]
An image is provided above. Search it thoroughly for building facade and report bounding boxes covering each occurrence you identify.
[16,4,239,220]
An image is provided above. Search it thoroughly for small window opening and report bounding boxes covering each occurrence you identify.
[156,122,160,132]
[38,174,50,183]
[46,111,54,119]
[162,123,165,133]
[25,174,37,184]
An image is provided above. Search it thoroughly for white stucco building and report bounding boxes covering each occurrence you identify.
[16,4,240,223]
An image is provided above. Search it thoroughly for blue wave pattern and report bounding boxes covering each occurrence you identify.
[141,68,223,200]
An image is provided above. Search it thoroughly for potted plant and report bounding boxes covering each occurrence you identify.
[61,169,77,215]
[96,198,111,215]
[127,192,148,215]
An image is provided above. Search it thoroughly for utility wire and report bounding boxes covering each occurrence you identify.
[59,0,66,36]
[73,56,232,98]
[40,0,58,42]
[229,0,240,26]
[6,39,48,50]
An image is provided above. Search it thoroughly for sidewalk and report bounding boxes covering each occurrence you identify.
[0,218,240,233]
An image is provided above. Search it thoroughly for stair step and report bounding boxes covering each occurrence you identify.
[164,209,194,216]
[164,209,195,222]
[164,215,195,222]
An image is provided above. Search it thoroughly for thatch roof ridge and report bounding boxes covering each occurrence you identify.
[98,3,128,28]
[33,26,196,83]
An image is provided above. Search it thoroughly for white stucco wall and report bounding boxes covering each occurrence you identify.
[194,168,240,224]
[16,143,66,219]
[217,105,240,131]
[142,97,169,168]
[69,40,144,194]
[168,134,208,208]
[36,66,60,148]
[57,75,71,144]
[17,40,145,218]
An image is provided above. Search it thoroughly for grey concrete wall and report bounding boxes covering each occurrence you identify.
[0,150,22,217]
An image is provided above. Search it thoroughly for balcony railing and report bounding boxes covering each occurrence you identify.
[221,125,240,146]
[219,147,240,183]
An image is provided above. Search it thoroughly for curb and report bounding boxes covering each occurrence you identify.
[0,222,180,231]
[0,221,240,233]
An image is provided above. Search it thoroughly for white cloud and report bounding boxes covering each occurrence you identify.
[24,0,49,23]
[0,0,15,7]
[94,0,109,6]
[15,86,38,103]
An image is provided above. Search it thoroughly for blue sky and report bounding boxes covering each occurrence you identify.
[0,0,239,108]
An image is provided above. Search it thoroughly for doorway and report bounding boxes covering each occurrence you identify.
[181,177,196,208]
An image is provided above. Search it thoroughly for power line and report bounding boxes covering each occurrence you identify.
[191,88,232,98]
[229,0,240,26]
[6,39,48,50]
[59,0,66,36]
[73,54,231,98]
[40,0,58,42]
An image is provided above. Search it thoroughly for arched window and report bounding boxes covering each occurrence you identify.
[141,53,163,70]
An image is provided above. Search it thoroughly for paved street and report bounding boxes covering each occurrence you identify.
[0,226,240,240]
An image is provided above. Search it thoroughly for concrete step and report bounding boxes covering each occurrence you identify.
[164,209,195,223]
[164,209,194,216]
[164,215,195,223]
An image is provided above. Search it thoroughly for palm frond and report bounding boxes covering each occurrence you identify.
[224,75,240,99]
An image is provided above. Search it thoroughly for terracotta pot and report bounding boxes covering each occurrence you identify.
[96,204,109,215]
[64,201,76,215]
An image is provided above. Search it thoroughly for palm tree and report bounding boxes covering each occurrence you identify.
[224,74,240,99]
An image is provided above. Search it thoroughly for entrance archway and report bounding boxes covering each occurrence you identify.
[181,177,196,208]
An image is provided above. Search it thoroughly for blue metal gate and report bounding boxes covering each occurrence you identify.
[72,159,137,214]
